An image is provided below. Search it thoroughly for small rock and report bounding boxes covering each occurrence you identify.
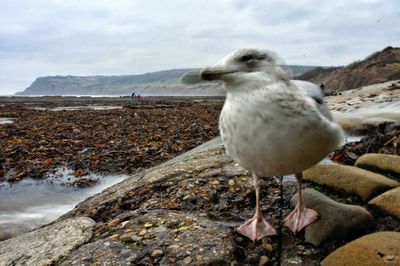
[211,180,220,187]
[107,218,121,227]
[368,187,400,219]
[151,249,164,258]
[121,221,130,228]
[228,179,235,186]
[303,164,399,201]
[235,236,244,243]
[130,236,143,242]
[120,232,135,242]
[290,188,374,246]
[144,223,153,228]
[321,231,400,265]
[355,153,400,177]
[138,229,147,236]
[259,255,269,266]
[182,256,192,265]
[284,257,303,265]
[262,243,273,253]
[116,211,134,222]
[167,244,180,250]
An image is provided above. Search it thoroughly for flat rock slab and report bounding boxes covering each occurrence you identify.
[303,163,400,201]
[355,153,400,177]
[58,209,247,265]
[321,231,400,265]
[58,142,281,265]
[369,187,400,219]
[290,188,373,246]
[0,216,95,266]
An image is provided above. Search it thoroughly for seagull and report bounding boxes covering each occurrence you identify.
[199,48,344,241]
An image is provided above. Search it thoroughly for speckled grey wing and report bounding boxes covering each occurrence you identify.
[291,80,333,121]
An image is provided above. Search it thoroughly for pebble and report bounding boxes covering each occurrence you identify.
[144,223,153,228]
[228,179,235,186]
[131,236,143,242]
[259,256,269,266]
[235,237,244,243]
[168,244,180,250]
[182,256,192,265]
[120,232,135,242]
[107,218,121,227]
[120,221,130,228]
[151,249,164,258]
[138,229,147,236]
[211,180,220,187]
[263,243,273,253]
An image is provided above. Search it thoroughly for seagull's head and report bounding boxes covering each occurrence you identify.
[200,48,278,83]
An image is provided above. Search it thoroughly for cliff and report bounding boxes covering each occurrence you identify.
[16,66,316,96]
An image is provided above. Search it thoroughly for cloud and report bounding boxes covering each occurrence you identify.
[0,0,399,94]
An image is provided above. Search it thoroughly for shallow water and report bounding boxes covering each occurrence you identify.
[0,168,127,241]
[0,118,14,124]
[31,105,123,111]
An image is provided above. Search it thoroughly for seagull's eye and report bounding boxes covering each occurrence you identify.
[239,54,255,62]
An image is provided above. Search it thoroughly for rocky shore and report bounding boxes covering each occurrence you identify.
[0,135,399,265]
[0,97,223,185]
[0,85,400,265]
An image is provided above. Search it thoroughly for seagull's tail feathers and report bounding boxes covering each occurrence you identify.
[332,103,400,129]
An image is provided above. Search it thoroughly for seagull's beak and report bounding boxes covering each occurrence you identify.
[200,67,237,81]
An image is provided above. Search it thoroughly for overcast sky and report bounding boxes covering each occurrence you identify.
[0,0,399,95]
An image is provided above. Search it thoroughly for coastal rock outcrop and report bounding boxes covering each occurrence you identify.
[355,153,400,177]
[289,188,374,246]
[0,138,399,265]
[303,163,399,201]
[368,187,400,219]
[321,232,400,265]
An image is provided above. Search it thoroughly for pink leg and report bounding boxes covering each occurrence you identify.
[284,172,319,233]
[236,174,277,241]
